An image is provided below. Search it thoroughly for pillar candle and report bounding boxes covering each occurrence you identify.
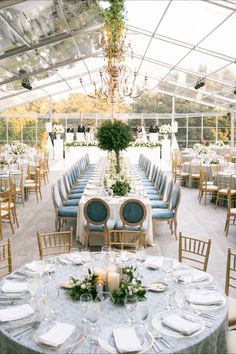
[107,271,120,293]
[94,267,107,283]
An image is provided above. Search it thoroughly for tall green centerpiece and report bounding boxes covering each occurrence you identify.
[97,119,133,173]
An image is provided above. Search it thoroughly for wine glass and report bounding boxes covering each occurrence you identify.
[125,295,138,324]
[40,288,59,321]
[70,248,79,268]
[27,276,39,303]
[135,245,145,264]
[80,293,92,325]
[136,301,148,327]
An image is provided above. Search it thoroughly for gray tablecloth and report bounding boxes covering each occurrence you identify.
[0,255,228,354]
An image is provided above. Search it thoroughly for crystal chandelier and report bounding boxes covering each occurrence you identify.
[79,1,147,105]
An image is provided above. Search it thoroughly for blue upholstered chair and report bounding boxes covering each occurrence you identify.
[115,199,147,247]
[152,184,181,240]
[142,166,159,186]
[83,198,115,247]
[63,175,83,199]
[148,175,167,201]
[57,179,81,206]
[51,184,77,231]
[151,180,173,209]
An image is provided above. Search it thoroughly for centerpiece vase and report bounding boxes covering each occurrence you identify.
[56,133,61,139]
[163,134,168,140]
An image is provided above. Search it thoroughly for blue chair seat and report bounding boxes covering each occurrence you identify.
[115,220,148,231]
[83,219,115,232]
[146,187,158,192]
[151,200,168,209]
[71,188,84,193]
[64,199,80,206]
[142,181,153,186]
[152,208,174,219]
[58,206,77,217]
[148,194,162,200]
[69,193,83,199]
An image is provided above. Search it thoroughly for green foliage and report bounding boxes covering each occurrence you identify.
[112,266,146,305]
[66,269,98,301]
[97,119,133,152]
[111,179,131,196]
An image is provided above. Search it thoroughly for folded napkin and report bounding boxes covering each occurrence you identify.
[162,313,201,336]
[113,327,142,353]
[145,257,163,269]
[0,304,34,321]
[38,321,75,348]
[25,261,52,274]
[2,280,28,293]
[188,292,223,306]
[64,254,82,265]
[177,271,209,284]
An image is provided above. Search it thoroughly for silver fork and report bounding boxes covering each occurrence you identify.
[153,332,175,349]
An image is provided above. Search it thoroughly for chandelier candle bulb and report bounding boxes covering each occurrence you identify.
[107,272,120,293]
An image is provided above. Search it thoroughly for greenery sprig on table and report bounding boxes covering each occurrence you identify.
[112,266,146,305]
[111,178,131,196]
[66,269,98,300]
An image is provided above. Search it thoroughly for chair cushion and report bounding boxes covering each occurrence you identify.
[69,193,83,199]
[64,199,80,206]
[152,208,174,219]
[228,296,236,326]
[151,200,168,209]
[115,219,148,231]
[84,219,115,232]
[58,206,77,217]
[148,194,162,201]
[71,188,84,193]
[227,330,236,354]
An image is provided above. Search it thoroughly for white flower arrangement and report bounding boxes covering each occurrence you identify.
[11,143,25,155]
[193,143,208,154]
[159,124,172,136]
[215,140,224,147]
[52,124,64,134]
[129,141,161,148]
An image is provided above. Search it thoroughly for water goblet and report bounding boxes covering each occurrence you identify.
[86,302,100,333]
[35,260,45,277]
[40,288,59,321]
[27,276,39,303]
[124,295,138,324]
[70,248,80,268]
[80,293,92,326]
[136,301,148,328]
[162,258,174,281]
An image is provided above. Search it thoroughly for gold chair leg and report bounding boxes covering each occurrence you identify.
[174,219,178,240]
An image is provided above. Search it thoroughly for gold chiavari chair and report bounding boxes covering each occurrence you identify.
[189,162,201,188]
[225,189,236,237]
[37,227,73,259]
[198,169,218,205]
[24,168,42,202]
[37,158,49,185]
[0,176,10,191]
[178,232,211,271]
[215,173,236,207]
[8,182,19,228]
[10,172,24,206]
[172,159,189,186]
[0,189,14,235]
[0,239,12,278]
[108,230,142,250]
[225,248,236,327]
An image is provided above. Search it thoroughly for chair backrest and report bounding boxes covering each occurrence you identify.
[57,179,67,202]
[170,184,181,212]
[51,184,62,209]
[159,175,167,198]
[178,232,211,272]
[120,199,146,227]
[84,198,110,225]
[164,180,173,203]
[216,172,232,189]
[10,172,23,189]
[0,239,12,277]
[108,230,142,250]
[225,248,236,296]
[37,227,73,259]
[63,174,71,194]
[67,173,73,188]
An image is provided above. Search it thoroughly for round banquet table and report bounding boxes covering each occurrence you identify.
[0,253,227,354]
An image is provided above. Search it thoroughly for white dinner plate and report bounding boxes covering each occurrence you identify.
[145,257,179,270]
[187,290,226,311]
[98,324,154,354]
[174,269,213,285]
[152,311,205,339]
[33,321,85,350]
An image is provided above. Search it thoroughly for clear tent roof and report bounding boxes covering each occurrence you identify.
[0,0,236,112]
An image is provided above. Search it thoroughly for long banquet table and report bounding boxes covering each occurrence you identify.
[76,158,154,246]
[0,253,227,354]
